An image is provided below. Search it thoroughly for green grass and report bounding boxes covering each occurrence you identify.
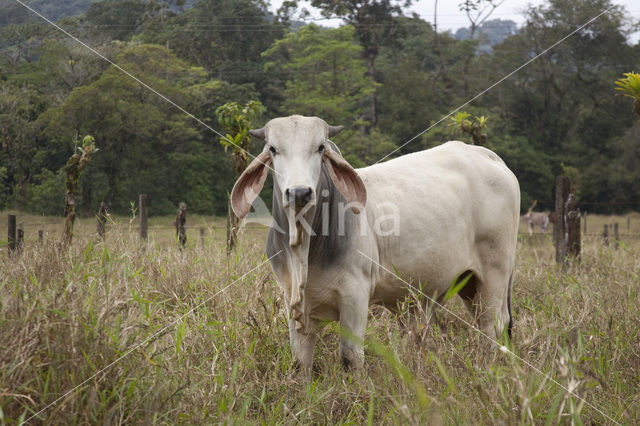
[1,211,639,424]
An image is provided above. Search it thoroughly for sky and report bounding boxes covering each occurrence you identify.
[269,0,640,40]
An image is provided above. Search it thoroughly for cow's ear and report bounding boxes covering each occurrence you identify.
[323,149,367,213]
[230,150,271,218]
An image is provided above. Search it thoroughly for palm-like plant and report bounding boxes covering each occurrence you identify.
[614,72,640,116]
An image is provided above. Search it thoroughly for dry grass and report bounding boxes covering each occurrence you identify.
[1,211,639,424]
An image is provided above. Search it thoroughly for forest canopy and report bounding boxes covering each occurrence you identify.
[1,0,639,216]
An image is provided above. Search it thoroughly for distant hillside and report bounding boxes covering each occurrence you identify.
[0,0,197,27]
[455,18,519,53]
[0,0,101,26]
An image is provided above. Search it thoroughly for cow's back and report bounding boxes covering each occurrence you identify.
[358,141,520,299]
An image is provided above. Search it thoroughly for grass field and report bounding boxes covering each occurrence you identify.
[1,211,639,424]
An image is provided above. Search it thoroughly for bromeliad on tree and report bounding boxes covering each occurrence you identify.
[615,72,640,117]
[447,111,488,146]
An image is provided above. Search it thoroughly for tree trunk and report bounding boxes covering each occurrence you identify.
[461,23,477,98]
[554,176,570,266]
[366,54,377,127]
[82,173,93,216]
[227,153,249,253]
[433,0,449,86]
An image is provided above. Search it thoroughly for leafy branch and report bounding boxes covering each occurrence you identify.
[215,100,265,175]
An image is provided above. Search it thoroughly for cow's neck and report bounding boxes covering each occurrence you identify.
[269,165,354,333]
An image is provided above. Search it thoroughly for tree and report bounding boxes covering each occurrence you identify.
[40,43,228,215]
[459,0,505,41]
[475,0,639,211]
[0,0,99,27]
[0,85,41,206]
[374,16,461,151]
[458,0,505,95]
[483,1,632,151]
[141,0,187,48]
[304,0,411,127]
[143,0,283,86]
[0,22,52,66]
[455,18,518,53]
[85,0,146,43]
[264,25,373,122]
[263,24,380,162]
[215,100,265,252]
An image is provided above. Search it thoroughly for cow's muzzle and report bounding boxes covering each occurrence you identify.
[285,186,313,209]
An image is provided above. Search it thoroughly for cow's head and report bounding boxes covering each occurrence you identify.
[230,115,367,246]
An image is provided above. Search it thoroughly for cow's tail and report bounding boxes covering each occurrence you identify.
[507,269,514,339]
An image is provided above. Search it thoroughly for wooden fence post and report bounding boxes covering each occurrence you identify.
[614,223,619,250]
[97,202,108,239]
[603,224,609,246]
[38,230,43,244]
[8,214,16,252]
[567,200,580,259]
[139,194,148,242]
[17,223,24,252]
[200,227,205,249]
[554,176,570,264]
[226,197,237,254]
[176,202,187,249]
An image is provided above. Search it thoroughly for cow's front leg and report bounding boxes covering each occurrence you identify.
[338,289,369,369]
[289,318,317,372]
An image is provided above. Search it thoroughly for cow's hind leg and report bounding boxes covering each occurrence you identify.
[459,266,511,342]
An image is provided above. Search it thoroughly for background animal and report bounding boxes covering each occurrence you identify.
[523,200,550,235]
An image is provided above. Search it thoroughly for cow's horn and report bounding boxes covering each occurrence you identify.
[249,127,266,140]
[328,125,344,138]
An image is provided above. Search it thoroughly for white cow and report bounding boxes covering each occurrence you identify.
[231,115,520,371]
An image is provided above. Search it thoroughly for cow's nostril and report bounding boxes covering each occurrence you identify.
[287,186,313,208]
[300,187,312,203]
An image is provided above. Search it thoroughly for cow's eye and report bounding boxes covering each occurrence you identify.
[318,144,325,153]
[269,146,277,155]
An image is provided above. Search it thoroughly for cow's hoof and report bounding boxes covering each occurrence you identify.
[341,356,352,371]
[340,351,363,371]
[291,359,314,376]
